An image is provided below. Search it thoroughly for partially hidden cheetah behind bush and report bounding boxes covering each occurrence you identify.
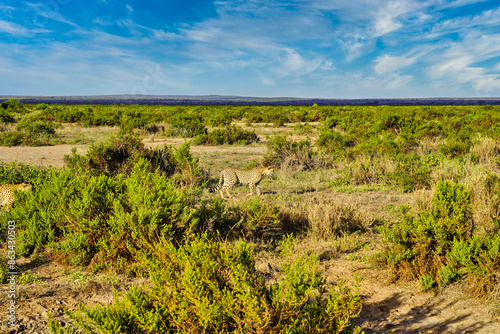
[0,183,32,212]
[209,166,274,199]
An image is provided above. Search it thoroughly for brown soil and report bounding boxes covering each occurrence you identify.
[0,143,499,333]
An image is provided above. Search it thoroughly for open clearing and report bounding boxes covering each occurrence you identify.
[1,124,499,333]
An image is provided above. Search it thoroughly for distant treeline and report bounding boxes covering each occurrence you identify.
[2,95,500,106]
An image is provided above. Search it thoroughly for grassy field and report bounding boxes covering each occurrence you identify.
[1,100,500,333]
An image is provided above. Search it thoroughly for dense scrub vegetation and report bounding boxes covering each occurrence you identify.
[0,135,363,333]
[1,100,500,332]
[1,99,499,150]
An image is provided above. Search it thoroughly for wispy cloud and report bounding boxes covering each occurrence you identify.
[425,7,500,39]
[427,32,500,96]
[374,53,421,75]
[1,0,500,97]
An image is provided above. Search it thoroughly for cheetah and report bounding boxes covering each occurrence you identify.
[0,183,32,212]
[209,166,274,199]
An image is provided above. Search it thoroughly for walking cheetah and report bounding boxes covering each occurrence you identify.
[0,183,32,212]
[209,166,274,199]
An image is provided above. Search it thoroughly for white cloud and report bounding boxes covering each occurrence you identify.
[427,32,500,96]
[373,54,419,74]
[0,19,31,36]
[0,5,15,13]
[425,7,500,39]
[278,49,323,76]
[0,19,55,37]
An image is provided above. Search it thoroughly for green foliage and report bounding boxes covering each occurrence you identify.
[380,181,472,272]
[1,99,27,114]
[437,264,461,285]
[294,123,315,135]
[64,134,204,186]
[0,102,498,152]
[0,256,8,284]
[448,233,500,279]
[388,153,437,192]
[226,197,282,240]
[206,113,233,127]
[378,180,497,291]
[0,101,61,146]
[168,113,206,138]
[419,274,435,291]
[0,109,15,123]
[245,106,291,126]
[48,236,363,334]
[0,136,208,270]
[19,270,42,284]
[264,135,314,170]
[11,159,202,269]
[317,129,352,154]
[0,131,24,146]
[193,125,259,145]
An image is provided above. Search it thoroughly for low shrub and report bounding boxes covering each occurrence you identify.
[167,113,206,138]
[447,233,500,299]
[226,197,282,240]
[11,159,203,270]
[0,131,24,146]
[48,236,363,334]
[379,181,477,288]
[1,99,27,114]
[0,110,15,123]
[264,135,314,171]
[193,125,259,145]
[387,153,436,192]
[64,134,205,186]
[316,129,352,154]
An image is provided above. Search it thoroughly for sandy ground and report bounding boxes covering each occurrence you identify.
[0,143,499,333]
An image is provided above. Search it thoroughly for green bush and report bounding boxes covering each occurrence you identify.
[17,118,58,135]
[379,180,500,295]
[225,197,282,240]
[379,181,473,286]
[0,131,24,146]
[264,135,313,170]
[0,137,207,270]
[11,159,203,270]
[193,125,259,145]
[388,153,435,192]
[168,113,206,138]
[0,109,15,123]
[64,134,205,186]
[1,99,27,114]
[316,129,352,154]
[48,236,363,334]
[0,110,60,146]
[419,274,436,291]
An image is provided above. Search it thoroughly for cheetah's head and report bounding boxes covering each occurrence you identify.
[263,166,274,177]
[18,183,33,191]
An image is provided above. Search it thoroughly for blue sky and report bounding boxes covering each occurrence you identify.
[1,0,500,98]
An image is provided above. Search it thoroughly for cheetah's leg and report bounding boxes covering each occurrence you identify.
[256,184,261,196]
[225,186,233,198]
[247,183,255,196]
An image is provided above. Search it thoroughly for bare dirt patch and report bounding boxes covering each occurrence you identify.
[0,145,88,168]
[0,254,146,334]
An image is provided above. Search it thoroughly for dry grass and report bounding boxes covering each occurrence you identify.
[470,136,500,165]
[279,193,374,239]
[56,124,120,144]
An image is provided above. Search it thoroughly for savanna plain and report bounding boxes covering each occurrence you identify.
[0,100,500,333]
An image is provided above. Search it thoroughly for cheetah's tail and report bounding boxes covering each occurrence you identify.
[208,175,223,193]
